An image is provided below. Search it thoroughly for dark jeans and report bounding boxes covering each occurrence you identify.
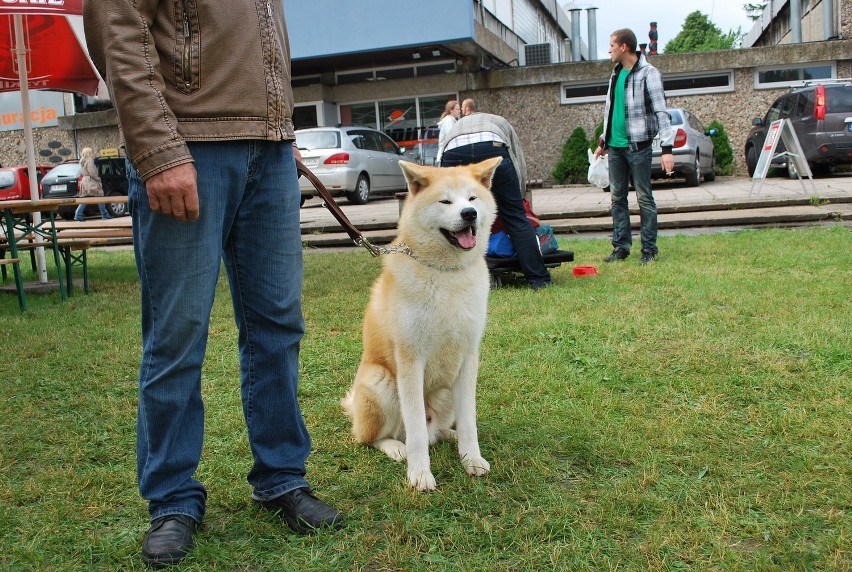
[442,142,551,286]
[607,145,657,255]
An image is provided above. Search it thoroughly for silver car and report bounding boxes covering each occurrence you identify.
[652,108,717,186]
[296,126,407,205]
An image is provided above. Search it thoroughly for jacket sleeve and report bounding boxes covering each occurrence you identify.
[646,66,674,152]
[83,0,193,181]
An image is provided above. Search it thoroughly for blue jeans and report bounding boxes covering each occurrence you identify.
[129,141,310,523]
[442,142,551,286]
[607,146,657,255]
[74,202,112,220]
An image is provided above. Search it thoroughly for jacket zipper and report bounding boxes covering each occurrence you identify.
[182,0,191,88]
[265,0,285,138]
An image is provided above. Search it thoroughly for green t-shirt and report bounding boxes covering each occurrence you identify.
[607,68,630,148]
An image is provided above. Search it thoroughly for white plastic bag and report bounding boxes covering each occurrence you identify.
[587,149,609,189]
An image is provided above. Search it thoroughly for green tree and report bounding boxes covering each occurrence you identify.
[707,119,734,176]
[589,120,604,152]
[552,126,589,185]
[744,3,767,21]
[664,11,742,53]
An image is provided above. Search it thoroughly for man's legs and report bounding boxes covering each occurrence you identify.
[216,141,311,499]
[607,147,632,254]
[131,143,246,524]
[627,147,658,256]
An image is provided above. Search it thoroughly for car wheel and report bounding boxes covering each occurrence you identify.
[746,146,757,177]
[786,157,801,179]
[346,174,370,205]
[59,209,76,221]
[685,153,700,187]
[704,153,716,182]
[106,192,129,217]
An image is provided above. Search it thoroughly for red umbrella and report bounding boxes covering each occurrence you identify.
[0,0,102,282]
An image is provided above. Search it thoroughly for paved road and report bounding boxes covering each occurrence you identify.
[300,173,852,248]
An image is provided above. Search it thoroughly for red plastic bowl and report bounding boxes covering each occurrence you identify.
[572,265,598,277]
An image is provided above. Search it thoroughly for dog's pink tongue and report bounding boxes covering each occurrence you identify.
[455,227,476,249]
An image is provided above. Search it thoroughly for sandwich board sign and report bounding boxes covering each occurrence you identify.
[750,118,816,195]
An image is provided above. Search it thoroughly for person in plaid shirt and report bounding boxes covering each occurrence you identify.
[593,28,674,265]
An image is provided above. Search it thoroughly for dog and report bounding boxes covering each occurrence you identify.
[341,157,501,491]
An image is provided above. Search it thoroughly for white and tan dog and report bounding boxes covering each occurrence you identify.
[341,157,501,491]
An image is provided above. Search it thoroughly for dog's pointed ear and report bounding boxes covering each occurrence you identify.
[399,161,432,195]
[469,157,502,190]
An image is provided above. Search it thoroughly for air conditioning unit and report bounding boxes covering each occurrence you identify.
[523,43,553,66]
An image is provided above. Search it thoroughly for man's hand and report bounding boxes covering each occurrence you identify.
[661,153,675,176]
[145,163,199,221]
[593,145,608,159]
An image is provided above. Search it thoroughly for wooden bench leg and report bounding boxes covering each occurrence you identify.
[61,246,90,295]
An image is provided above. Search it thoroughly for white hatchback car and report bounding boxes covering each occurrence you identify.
[296,126,407,205]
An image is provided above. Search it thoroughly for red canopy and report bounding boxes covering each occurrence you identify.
[0,13,99,95]
[0,1,83,16]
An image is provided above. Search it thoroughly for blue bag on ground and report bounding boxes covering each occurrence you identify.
[487,231,516,257]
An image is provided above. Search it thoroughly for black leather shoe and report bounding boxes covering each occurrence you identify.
[141,515,197,568]
[639,251,657,264]
[604,248,630,262]
[259,488,344,534]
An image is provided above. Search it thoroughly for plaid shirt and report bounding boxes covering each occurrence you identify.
[601,53,674,153]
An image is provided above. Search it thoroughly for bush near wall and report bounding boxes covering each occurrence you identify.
[708,120,734,176]
[552,126,589,184]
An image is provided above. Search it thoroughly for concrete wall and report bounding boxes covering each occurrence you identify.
[7,39,852,184]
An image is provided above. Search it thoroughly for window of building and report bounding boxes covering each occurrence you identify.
[292,75,321,88]
[339,102,378,128]
[560,71,732,104]
[754,62,835,88]
[662,71,734,96]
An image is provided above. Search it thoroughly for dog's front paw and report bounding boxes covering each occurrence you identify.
[462,455,490,477]
[407,468,437,492]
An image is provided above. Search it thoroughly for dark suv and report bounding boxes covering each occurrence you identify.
[41,151,129,219]
[744,79,852,177]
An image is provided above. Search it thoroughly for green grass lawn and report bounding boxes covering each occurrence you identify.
[1,226,850,571]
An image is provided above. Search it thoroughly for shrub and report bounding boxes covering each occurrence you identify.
[552,126,590,184]
[589,120,604,152]
[708,119,734,176]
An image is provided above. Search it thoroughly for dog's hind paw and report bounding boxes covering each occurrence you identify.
[408,469,437,492]
[462,456,491,477]
[375,439,407,461]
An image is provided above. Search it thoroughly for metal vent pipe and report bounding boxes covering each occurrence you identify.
[587,8,598,60]
[570,8,582,61]
[790,0,802,43]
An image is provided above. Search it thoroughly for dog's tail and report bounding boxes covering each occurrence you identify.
[340,389,355,419]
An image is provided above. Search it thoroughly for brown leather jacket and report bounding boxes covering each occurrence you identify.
[83,0,296,181]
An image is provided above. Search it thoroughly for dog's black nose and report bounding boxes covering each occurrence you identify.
[460,207,478,221]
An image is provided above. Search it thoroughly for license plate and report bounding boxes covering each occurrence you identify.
[50,184,67,192]
[302,159,318,167]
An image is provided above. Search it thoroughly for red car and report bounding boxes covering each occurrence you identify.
[0,165,52,201]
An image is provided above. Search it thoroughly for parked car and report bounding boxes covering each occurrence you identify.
[651,107,717,187]
[296,126,407,205]
[41,150,129,219]
[0,165,52,201]
[744,79,852,178]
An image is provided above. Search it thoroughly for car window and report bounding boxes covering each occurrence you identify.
[351,130,383,152]
[45,163,81,179]
[687,113,704,132]
[825,86,852,113]
[667,110,683,125]
[376,132,400,154]
[765,97,785,124]
[97,159,125,177]
[779,94,797,118]
[0,170,16,189]
[794,91,811,117]
[295,131,340,150]
[349,134,366,149]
